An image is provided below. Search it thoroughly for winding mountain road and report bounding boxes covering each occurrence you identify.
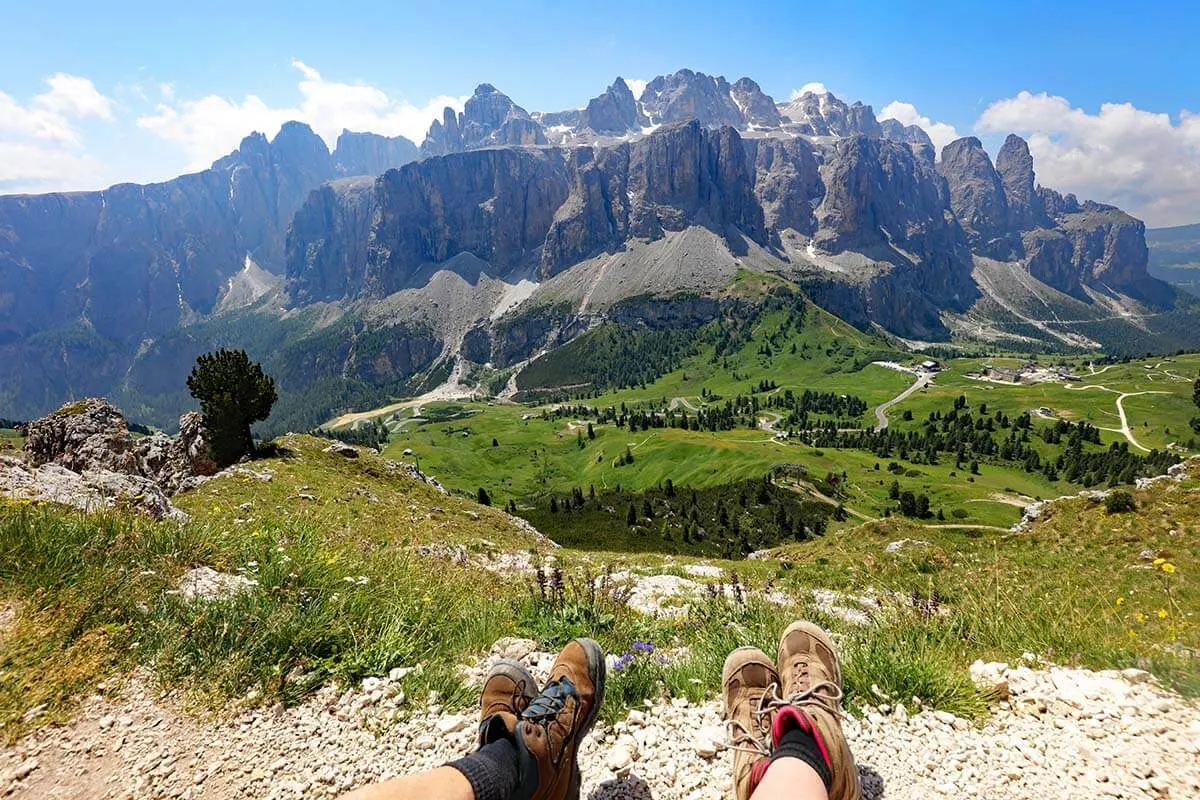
[874,372,934,431]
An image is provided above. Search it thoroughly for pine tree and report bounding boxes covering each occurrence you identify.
[186,349,277,467]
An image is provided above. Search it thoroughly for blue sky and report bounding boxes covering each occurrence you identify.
[2,0,1198,225]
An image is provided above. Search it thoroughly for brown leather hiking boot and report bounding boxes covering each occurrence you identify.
[722,646,780,800]
[477,659,539,746]
[773,620,862,800]
[514,638,605,800]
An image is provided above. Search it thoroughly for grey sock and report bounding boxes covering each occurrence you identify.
[447,738,519,800]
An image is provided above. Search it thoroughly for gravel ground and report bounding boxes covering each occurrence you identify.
[3,643,1198,800]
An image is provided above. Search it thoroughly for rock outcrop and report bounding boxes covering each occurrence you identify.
[420,84,547,157]
[729,78,784,128]
[778,92,883,139]
[938,133,1158,298]
[20,398,217,497]
[995,134,1041,231]
[332,130,418,177]
[537,78,647,136]
[937,137,1014,258]
[638,70,747,129]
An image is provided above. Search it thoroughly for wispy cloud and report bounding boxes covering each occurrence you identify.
[789,82,828,99]
[0,74,114,191]
[976,91,1200,227]
[878,101,961,155]
[137,60,468,170]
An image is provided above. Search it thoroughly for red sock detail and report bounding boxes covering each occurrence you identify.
[771,706,832,771]
[749,757,770,793]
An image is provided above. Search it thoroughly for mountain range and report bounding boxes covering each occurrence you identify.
[1,68,1196,429]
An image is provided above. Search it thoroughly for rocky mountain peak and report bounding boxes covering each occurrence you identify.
[730,77,784,128]
[422,84,546,157]
[879,118,934,153]
[938,136,1012,257]
[995,133,1040,230]
[777,91,882,138]
[332,130,418,177]
[639,69,745,128]
[584,77,646,134]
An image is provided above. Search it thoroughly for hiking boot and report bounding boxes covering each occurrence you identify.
[477,659,539,746]
[722,646,780,800]
[514,638,605,800]
[773,620,861,800]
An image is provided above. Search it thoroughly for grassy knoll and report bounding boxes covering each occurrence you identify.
[1,431,1195,743]
[764,471,1198,695]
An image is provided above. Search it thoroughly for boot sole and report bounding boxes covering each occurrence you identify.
[778,620,842,687]
[572,637,606,735]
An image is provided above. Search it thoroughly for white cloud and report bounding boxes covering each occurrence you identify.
[35,74,115,120]
[0,74,114,191]
[975,91,1200,227]
[790,82,828,99]
[624,78,647,100]
[137,60,468,170]
[879,101,962,155]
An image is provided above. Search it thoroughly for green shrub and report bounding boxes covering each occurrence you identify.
[1106,491,1137,514]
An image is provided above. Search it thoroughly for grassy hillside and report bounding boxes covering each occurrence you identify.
[2,436,1195,743]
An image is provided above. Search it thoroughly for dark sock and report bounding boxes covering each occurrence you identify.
[447,738,519,800]
[770,725,833,790]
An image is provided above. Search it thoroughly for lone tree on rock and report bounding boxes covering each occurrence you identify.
[187,349,277,467]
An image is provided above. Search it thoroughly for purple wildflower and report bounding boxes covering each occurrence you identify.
[613,653,636,672]
[632,641,655,654]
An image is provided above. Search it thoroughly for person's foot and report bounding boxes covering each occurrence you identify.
[513,638,606,800]
[477,659,539,746]
[722,646,779,800]
[773,620,862,800]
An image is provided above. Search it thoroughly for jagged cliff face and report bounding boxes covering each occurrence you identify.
[332,130,418,177]
[778,92,883,139]
[421,84,547,158]
[285,122,972,342]
[0,65,1180,425]
[937,133,1156,298]
[0,122,328,349]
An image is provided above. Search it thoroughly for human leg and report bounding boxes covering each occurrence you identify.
[728,620,861,800]
[339,659,537,800]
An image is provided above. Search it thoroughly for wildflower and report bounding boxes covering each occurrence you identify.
[612,653,635,672]
[1153,557,1166,566]
[421,595,432,604]
[356,575,369,585]
[1136,612,1147,623]
[343,576,356,583]
[632,641,655,654]
[1116,597,1125,606]
[1157,609,1169,619]
[1161,563,1176,574]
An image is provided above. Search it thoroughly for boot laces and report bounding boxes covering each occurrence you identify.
[522,676,578,724]
[725,681,779,756]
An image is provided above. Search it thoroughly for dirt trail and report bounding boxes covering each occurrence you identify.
[1062,384,1170,453]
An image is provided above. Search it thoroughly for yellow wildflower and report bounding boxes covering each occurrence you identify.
[1152,557,1166,566]
[1161,563,1176,574]
[1136,612,1147,623]
[421,595,433,604]
[1157,609,1169,619]
[1115,597,1125,606]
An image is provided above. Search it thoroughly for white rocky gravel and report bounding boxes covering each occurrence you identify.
[3,643,1198,800]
